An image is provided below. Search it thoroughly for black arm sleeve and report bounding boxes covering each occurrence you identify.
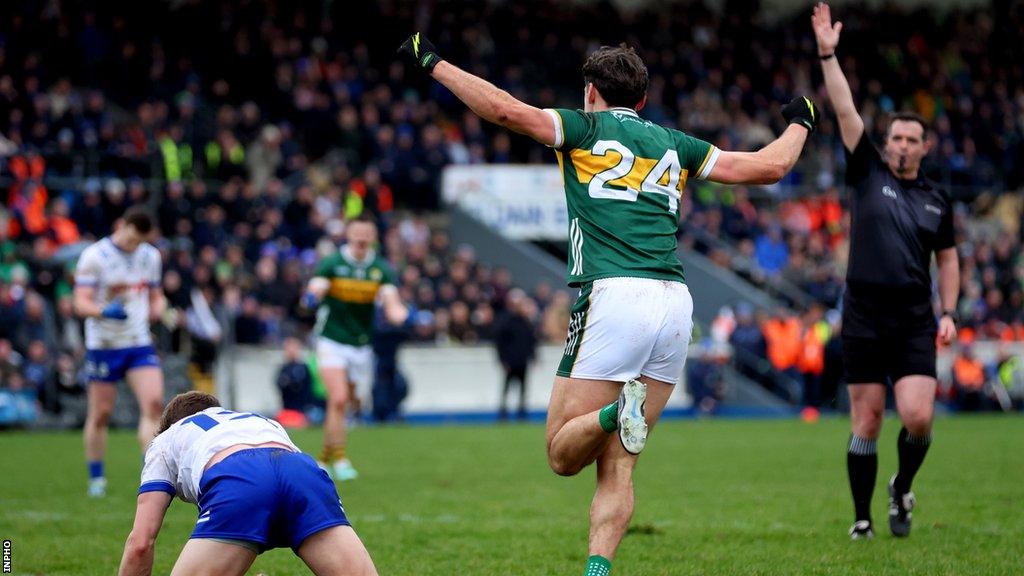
[935,197,956,250]
[844,133,880,186]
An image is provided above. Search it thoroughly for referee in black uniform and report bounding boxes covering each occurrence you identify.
[813,3,960,540]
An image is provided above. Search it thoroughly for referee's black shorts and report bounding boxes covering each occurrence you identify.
[841,284,938,385]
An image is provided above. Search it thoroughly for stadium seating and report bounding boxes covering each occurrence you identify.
[0,0,1022,419]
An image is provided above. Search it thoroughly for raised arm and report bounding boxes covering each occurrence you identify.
[813,2,864,152]
[398,33,556,146]
[707,98,818,185]
[709,125,809,185]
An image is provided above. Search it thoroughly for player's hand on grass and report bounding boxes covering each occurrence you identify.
[398,33,443,73]
[101,300,128,321]
[812,2,842,56]
[782,97,820,132]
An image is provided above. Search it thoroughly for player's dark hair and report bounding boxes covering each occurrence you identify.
[158,391,221,434]
[886,111,929,139]
[122,205,155,234]
[582,43,649,109]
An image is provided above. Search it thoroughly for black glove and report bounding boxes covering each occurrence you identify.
[782,97,820,132]
[397,33,443,73]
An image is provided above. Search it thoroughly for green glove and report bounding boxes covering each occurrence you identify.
[782,97,820,132]
[397,33,443,73]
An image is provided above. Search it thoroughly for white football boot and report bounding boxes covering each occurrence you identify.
[332,459,359,481]
[87,477,107,498]
[618,379,648,455]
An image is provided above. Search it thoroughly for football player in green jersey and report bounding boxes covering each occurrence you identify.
[303,215,408,481]
[400,34,817,575]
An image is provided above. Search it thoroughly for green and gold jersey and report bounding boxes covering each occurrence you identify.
[313,248,397,346]
[545,107,719,286]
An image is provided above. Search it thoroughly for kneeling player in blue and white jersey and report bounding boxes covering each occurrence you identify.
[118,391,378,576]
[73,207,166,497]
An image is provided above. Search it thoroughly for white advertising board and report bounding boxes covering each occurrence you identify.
[442,165,568,241]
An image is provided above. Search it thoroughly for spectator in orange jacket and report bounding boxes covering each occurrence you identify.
[7,155,48,239]
[798,305,828,408]
[45,198,80,255]
[347,166,394,224]
[762,309,802,400]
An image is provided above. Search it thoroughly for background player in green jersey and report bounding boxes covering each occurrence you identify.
[400,34,818,575]
[303,215,408,480]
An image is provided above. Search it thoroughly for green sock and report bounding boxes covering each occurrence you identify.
[598,401,618,433]
[585,555,612,576]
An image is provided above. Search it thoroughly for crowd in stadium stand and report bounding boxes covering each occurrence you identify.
[681,185,1024,341]
[0,1,1022,419]
[696,296,1024,414]
[0,1,1020,189]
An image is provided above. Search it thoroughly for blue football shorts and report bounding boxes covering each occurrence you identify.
[192,448,350,551]
[85,345,161,383]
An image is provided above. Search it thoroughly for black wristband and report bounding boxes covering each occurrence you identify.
[942,310,960,325]
[819,53,835,60]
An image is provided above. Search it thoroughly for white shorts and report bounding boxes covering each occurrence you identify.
[316,338,374,389]
[557,277,693,385]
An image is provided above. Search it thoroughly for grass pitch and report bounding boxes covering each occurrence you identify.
[1,415,1022,575]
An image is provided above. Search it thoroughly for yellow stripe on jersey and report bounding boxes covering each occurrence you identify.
[569,148,620,184]
[571,150,660,190]
[606,156,658,190]
[328,278,381,304]
[567,147,692,207]
[555,149,573,193]
[656,165,672,186]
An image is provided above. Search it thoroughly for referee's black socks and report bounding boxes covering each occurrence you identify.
[847,435,878,523]
[895,426,932,495]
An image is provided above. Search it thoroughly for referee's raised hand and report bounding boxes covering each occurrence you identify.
[812,2,842,56]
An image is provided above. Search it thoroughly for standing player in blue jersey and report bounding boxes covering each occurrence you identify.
[118,391,378,576]
[74,207,167,497]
